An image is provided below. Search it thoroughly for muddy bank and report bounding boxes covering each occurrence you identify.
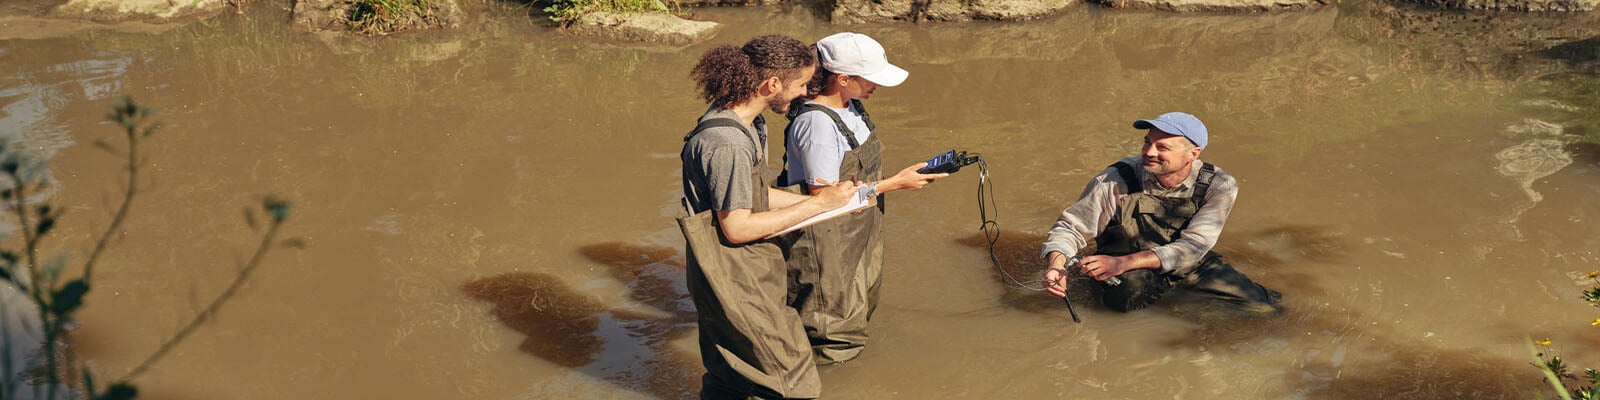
[566,11,719,46]
[52,0,228,21]
[0,0,206,39]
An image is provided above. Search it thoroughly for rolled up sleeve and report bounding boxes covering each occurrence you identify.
[1041,170,1121,261]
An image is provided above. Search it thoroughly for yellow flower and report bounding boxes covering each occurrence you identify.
[1537,337,1552,346]
[1592,317,1600,327]
[1588,270,1599,279]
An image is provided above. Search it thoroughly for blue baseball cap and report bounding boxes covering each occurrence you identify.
[1133,112,1207,148]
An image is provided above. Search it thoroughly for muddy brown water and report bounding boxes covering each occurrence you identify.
[2,2,1598,399]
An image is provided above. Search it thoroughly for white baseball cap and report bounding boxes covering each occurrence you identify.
[816,32,908,87]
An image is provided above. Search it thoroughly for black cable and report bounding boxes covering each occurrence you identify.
[974,156,1037,290]
[973,156,1080,323]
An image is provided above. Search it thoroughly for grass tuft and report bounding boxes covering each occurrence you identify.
[543,0,674,24]
[348,0,435,35]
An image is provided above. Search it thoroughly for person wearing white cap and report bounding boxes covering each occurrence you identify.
[681,34,864,400]
[775,32,946,365]
[1037,112,1283,316]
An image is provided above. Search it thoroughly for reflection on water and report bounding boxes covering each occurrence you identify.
[576,242,696,338]
[571,242,701,399]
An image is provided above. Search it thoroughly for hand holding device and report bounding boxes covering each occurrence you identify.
[917,150,980,174]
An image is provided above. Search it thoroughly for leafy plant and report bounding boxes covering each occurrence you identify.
[0,97,297,399]
[348,0,435,35]
[1532,271,1600,400]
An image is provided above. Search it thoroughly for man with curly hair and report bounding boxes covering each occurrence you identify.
[678,34,859,400]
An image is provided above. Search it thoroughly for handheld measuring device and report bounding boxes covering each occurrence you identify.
[917,150,981,174]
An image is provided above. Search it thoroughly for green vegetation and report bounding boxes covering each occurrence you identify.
[0,97,297,400]
[1532,271,1600,400]
[348,0,437,35]
[543,0,674,24]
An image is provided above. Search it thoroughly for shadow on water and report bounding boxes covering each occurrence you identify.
[1541,35,1600,64]
[461,272,608,368]
[460,242,702,398]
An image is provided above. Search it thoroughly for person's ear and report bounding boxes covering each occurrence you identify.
[759,76,783,96]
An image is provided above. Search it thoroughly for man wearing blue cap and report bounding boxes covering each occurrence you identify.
[1037,112,1281,314]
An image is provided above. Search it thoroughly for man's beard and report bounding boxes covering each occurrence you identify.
[767,94,791,114]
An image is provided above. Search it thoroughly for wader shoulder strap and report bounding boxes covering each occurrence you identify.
[1109,161,1142,193]
[1173,162,1219,235]
[1191,162,1216,208]
[684,117,748,142]
[851,99,876,132]
[789,103,860,149]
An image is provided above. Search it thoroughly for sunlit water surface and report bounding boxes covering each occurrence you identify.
[2,3,1598,399]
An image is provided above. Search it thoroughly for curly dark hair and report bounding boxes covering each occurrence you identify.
[692,35,817,107]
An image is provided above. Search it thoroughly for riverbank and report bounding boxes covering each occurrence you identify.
[4,0,1596,43]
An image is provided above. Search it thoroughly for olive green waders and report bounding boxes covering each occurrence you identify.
[679,118,820,399]
[777,101,886,365]
[1093,160,1282,313]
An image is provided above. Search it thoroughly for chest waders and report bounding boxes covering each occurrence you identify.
[678,117,820,399]
[1092,160,1282,314]
[777,100,885,365]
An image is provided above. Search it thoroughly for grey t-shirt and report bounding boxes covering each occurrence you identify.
[682,108,767,214]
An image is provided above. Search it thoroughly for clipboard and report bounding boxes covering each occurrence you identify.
[766,184,875,238]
